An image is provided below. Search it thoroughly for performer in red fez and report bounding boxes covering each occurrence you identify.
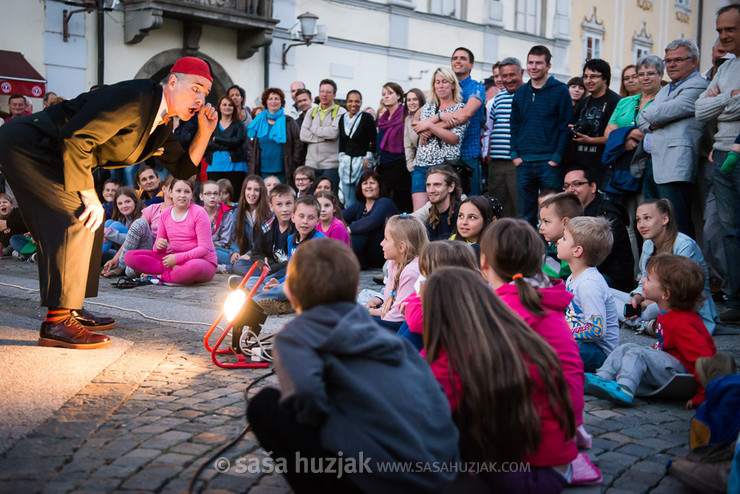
[0,56,218,349]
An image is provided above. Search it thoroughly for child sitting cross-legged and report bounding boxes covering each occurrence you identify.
[247,238,459,493]
[539,192,583,280]
[254,195,325,315]
[586,254,717,408]
[558,216,620,372]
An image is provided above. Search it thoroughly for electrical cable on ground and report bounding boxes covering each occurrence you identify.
[186,369,276,494]
[2,279,278,491]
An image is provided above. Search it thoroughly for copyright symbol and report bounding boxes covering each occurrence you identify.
[214,457,230,473]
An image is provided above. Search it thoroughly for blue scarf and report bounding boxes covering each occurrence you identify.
[247,108,286,143]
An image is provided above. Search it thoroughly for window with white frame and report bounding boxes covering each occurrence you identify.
[516,0,543,36]
[633,22,653,63]
[582,7,605,62]
[585,35,601,61]
[429,0,466,19]
[675,0,690,11]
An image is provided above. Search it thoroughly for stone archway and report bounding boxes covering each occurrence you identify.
[134,49,233,105]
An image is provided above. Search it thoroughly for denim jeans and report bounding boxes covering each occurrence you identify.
[579,341,608,373]
[253,282,287,302]
[463,157,481,196]
[516,160,563,226]
[214,246,233,266]
[656,181,695,239]
[713,150,740,309]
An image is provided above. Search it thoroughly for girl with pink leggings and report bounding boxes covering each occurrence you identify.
[125,179,217,285]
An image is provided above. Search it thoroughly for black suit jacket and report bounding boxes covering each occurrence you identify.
[44,79,199,192]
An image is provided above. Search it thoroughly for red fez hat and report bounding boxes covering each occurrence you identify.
[170,57,213,83]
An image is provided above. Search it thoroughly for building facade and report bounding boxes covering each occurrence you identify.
[0,0,725,112]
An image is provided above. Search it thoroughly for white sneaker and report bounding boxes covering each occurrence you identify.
[216,264,228,274]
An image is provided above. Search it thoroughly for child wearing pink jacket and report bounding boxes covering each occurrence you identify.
[480,219,590,449]
[125,179,217,285]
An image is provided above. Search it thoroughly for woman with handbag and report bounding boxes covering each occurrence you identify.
[206,95,249,195]
[247,88,302,187]
[411,68,468,208]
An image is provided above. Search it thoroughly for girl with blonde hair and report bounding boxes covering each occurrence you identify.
[366,214,428,331]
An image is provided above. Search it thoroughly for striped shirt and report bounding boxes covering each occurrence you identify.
[489,89,515,159]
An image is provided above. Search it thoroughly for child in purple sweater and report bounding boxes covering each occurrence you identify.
[125,179,217,284]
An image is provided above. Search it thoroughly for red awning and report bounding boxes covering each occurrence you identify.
[0,50,46,98]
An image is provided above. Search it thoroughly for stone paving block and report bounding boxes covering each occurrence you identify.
[596,451,639,474]
[169,441,213,456]
[171,409,204,419]
[90,464,140,479]
[592,437,619,451]
[119,465,180,491]
[141,408,174,417]
[0,456,63,480]
[631,457,665,475]
[151,430,193,443]
[194,414,232,426]
[192,432,230,444]
[110,448,161,470]
[134,423,173,434]
[635,437,682,452]
[74,476,123,492]
[5,437,82,459]
[172,422,212,434]
[590,409,624,420]
[614,443,654,459]
[207,471,262,491]
[604,488,637,494]
[600,432,634,445]
[153,452,194,466]
[59,454,107,474]
[650,474,694,494]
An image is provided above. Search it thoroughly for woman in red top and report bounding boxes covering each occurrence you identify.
[423,267,577,492]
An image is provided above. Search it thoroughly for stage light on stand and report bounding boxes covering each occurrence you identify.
[224,290,246,323]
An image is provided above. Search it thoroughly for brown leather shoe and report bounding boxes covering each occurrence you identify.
[71,308,116,331]
[39,317,111,349]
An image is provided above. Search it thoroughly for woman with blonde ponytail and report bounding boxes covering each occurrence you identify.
[479,218,593,454]
[365,214,428,331]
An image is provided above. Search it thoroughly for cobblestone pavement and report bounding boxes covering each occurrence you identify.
[0,259,738,493]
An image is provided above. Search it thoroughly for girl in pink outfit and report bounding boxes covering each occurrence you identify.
[125,179,217,285]
[480,218,590,450]
[424,267,577,492]
[315,191,350,247]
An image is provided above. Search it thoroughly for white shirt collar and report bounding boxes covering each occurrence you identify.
[150,92,169,135]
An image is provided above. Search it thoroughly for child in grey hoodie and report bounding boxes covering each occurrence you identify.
[247,238,459,493]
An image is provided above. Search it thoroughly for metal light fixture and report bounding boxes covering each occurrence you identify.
[63,0,98,42]
[282,12,325,69]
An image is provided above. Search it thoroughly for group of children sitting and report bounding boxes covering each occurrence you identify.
[3,157,733,490]
[232,166,726,492]
[248,201,727,492]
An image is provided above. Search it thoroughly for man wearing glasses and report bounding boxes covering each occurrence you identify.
[637,38,707,239]
[696,4,740,324]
